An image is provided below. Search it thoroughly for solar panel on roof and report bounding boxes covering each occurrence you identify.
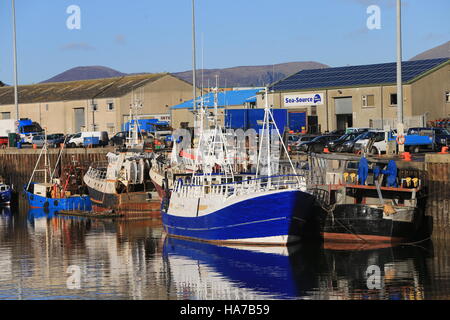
[271,58,448,91]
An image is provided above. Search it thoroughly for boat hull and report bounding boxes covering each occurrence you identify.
[162,190,318,245]
[321,204,425,243]
[24,188,92,211]
[86,186,160,218]
[0,189,12,205]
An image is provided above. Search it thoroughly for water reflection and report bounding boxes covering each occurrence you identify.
[163,238,324,299]
[0,206,449,300]
[316,242,434,300]
[163,237,434,300]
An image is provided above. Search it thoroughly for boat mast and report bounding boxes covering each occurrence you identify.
[44,130,48,184]
[191,0,198,133]
[12,0,19,121]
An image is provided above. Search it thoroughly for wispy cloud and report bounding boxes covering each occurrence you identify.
[114,34,127,45]
[60,42,95,51]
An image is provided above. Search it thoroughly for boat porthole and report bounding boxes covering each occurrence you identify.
[54,200,59,206]
[44,201,49,209]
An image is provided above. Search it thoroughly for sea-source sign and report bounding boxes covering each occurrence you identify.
[284,93,324,106]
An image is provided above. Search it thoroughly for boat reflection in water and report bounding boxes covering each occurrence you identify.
[163,237,320,299]
[163,237,433,300]
[320,241,434,300]
[0,206,11,218]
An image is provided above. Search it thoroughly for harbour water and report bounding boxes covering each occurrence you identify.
[0,204,449,300]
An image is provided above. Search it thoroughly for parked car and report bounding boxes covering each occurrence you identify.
[47,133,66,148]
[325,129,346,136]
[345,127,371,135]
[33,134,65,148]
[287,134,301,147]
[0,136,8,148]
[353,130,389,154]
[109,131,128,147]
[290,135,319,151]
[67,131,109,148]
[31,135,46,148]
[336,131,373,153]
[326,133,362,152]
[297,135,341,153]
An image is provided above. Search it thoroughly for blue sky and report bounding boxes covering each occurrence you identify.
[0,0,448,84]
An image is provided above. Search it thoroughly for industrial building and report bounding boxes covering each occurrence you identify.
[259,58,450,133]
[0,73,196,135]
[170,89,261,129]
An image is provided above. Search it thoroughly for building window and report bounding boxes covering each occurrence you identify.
[1,112,11,120]
[45,104,49,111]
[362,94,375,107]
[107,123,115,134]
[390,94,397,106]
[446,91,450,103]
[107,102,114,111]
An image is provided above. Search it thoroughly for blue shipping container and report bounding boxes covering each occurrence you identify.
[225,109,288,134]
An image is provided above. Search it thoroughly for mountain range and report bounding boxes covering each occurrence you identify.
[40,61,328,88]
[409,40,450,61]
[41,66,126,83]
[24,40,450,86]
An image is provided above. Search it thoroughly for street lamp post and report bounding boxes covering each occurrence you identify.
[396,0,405,153]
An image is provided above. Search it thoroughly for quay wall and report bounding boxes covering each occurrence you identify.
[424,154,450,240]
[0,147,113,192]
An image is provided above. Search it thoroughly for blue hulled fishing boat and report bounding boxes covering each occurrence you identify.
[161,88,318,245]
[0,183,12,205]
[24,134,92,211]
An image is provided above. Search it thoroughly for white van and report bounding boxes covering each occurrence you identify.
[67,131,109,148]
[353,130,391,155]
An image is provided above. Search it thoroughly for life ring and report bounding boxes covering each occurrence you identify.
[396,135,406,145]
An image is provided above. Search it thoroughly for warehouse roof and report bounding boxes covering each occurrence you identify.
[0,73,168,105]
[269,58,450,92]
[171,89,261,110]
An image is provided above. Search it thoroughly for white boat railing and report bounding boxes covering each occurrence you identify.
[173,172,307,199]
[86,167,107,181]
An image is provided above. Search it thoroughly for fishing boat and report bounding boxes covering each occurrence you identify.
[310,153,431,244]
[24,134,92,211]
[160,88,318,245]
[83,100,159,217]
[0,179,12,205]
